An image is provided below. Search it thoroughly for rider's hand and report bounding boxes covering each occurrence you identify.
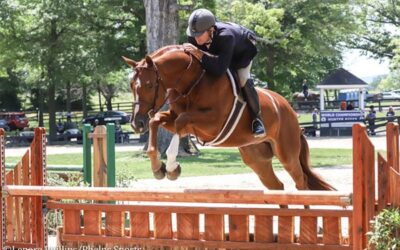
[183,43,203,62]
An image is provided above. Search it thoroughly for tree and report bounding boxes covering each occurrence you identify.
[217,0,359,96]
[350,0,399,60]
[143,0,198,156]
[143,0,178,155]
[0,69,22,111]
[0,0,147,140]
[350,1,399,91]
[144,0,179,52]
[98,70,128,111]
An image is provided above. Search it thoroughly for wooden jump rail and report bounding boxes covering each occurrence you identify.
[1,124,400,250]
[4,186,351,206]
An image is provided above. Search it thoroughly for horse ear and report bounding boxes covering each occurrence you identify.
[122,56,138,68]
[145,55,154,67]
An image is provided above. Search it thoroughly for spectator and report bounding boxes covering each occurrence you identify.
[302,79,309,101]
[366,105,376,136]
[115,120,123,143]
[387,106,396,122]
[340,101,347,111]
[311,108,318,137]
[57,119,64,133]
[346,102,354,110]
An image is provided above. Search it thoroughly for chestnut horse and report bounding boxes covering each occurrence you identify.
[124,45,334,191]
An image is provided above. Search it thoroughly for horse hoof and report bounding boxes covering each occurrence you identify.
[153,162,167,180]
[167,164,181,181]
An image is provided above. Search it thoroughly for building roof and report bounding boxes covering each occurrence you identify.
[318,68,367,87]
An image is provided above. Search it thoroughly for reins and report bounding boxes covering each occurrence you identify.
[134,50,205,118]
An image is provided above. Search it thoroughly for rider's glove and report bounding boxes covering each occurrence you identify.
[183,43,204,62]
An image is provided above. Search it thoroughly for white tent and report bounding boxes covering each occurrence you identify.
[316,68,368,111]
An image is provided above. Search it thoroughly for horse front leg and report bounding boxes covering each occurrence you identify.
[147,111,177,179]
[165,133,181,180]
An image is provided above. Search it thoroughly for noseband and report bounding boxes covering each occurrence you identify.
[132,51,205,119]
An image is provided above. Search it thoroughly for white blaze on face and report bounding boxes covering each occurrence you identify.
[134,103,139,115]
[129,70,141,88]
[130,70,141,127]
[166,134,180,172]
[129,70,141,117]
[129,71,135,82]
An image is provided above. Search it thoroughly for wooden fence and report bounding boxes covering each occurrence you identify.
[1,124,400,249]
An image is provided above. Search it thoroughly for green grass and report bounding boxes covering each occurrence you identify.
[6,148,353,181]
[297,113,313,123]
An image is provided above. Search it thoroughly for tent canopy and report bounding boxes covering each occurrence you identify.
[316,68,368,110]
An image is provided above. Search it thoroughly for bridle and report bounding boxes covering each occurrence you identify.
[132,51,205,119]
[132,61,166,119]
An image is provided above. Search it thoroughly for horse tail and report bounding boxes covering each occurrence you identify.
[299,134,336,191]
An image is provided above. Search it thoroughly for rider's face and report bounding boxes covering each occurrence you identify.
[195,30,211,45]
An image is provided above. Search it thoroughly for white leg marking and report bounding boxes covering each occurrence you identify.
[166,134,180,172]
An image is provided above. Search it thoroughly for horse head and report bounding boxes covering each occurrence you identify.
[123,45,202,133]
[122,55,163,133]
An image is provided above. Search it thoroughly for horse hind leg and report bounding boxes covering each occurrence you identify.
[239,142,284,190]
[273,135,310,190]
[274,133,335,191]
[282,159,309,190]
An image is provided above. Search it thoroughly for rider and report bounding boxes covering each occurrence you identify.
[186,8,266,137]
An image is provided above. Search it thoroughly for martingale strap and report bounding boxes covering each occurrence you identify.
[200,70,246,146]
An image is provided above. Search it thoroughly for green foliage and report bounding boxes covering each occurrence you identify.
[377,73,400,91]
[392,39,400,70]
[0,0,146,100]
[0,70,22,110]
[1,0,394,117]
[369,208,400,250]
[215,0,358,96]
[0,0,147,139]
[178,0,217,43]
[352,0,399,60]
[369,75,387,90]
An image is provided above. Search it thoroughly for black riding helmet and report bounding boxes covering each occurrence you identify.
[186,9,216,37]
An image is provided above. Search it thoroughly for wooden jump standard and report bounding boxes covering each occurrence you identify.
[1,124,400,250]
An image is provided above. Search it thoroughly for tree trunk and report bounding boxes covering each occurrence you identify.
[144,0,179,53]
[38,87,44,127]
[265,45,276,90]
[47,82,57,142]
[106,97,112,111]
[143,0,197,156]
[66,81,71,112]
[82,82,88,118]
[47,19,58,142]
[97,81,103,112]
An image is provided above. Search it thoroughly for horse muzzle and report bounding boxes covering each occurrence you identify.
[131,114,149,134]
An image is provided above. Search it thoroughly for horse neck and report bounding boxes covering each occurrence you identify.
[156,52,202,93]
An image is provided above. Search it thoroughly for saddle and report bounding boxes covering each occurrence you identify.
[199,69,246,146]
[229,69,243,98]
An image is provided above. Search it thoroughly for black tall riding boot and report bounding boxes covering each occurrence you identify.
[242,79,266,137]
